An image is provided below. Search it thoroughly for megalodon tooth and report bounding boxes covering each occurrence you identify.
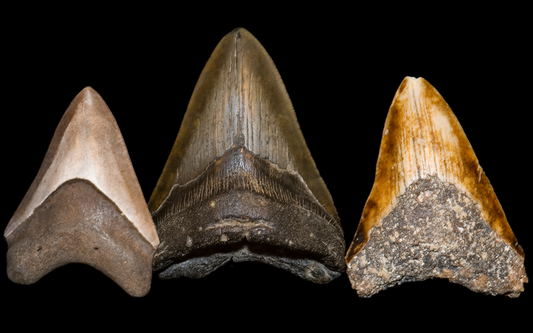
[346,77,527,297]
[149,28,345,283]
[4,87,159,297]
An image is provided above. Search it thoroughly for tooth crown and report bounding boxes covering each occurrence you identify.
[6,88,158,248]
[347,77,521,261]
[149,28,338,223]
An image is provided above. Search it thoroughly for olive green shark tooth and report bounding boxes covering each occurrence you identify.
[5,87,159,297]
[346,77,527,297]
[149,28,345,283]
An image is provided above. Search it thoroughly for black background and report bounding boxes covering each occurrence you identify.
[2,10,531,330]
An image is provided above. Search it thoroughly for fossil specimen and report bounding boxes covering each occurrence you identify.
[149,28,345,283]
[345,77,527,297]
[4,87,159,297]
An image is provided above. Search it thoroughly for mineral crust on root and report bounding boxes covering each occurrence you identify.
[347,176,527,297]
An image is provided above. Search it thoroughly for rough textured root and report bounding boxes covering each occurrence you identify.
[347,176,527,297]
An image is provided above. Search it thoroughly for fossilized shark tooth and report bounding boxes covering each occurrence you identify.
[4,87,159,297]
[149,28,345,283]
[346,77,527,297]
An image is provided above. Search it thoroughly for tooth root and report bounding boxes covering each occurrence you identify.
[149,28,345,283]
[346,77,527,297]
[5,87,159,297]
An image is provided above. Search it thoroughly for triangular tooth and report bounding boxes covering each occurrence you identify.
[5,87,159,297]
[346,77,527,297]
[149,28,345,283]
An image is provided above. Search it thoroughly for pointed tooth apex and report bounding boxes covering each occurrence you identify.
[77,86,98,99]
[346,77,526,297]
[5,88,158,297]
[149,29,345,283]
[229,27,248,36]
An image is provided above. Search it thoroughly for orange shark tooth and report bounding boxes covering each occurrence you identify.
[5,87,159,297]
[346,77,527,297]
[149,28,345,283]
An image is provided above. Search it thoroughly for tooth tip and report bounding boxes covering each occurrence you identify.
[76,86,100,101]
[221,27,258,46]
[229,27,250,35]
[80,85,97,93]
[68,86,111,117]
[401,76,426,88]
[404,76,424,81]
[394,76,444,112]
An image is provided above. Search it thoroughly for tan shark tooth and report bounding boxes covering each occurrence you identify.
[149,28,345,283]
[5,87,159,297]
[346,77,527,297]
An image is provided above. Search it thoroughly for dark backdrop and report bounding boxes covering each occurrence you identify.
[2,12,530,330]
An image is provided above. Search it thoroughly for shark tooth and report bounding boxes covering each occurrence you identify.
[149,28,345,283]
[346,77,527,297]
[5,87,159,297]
